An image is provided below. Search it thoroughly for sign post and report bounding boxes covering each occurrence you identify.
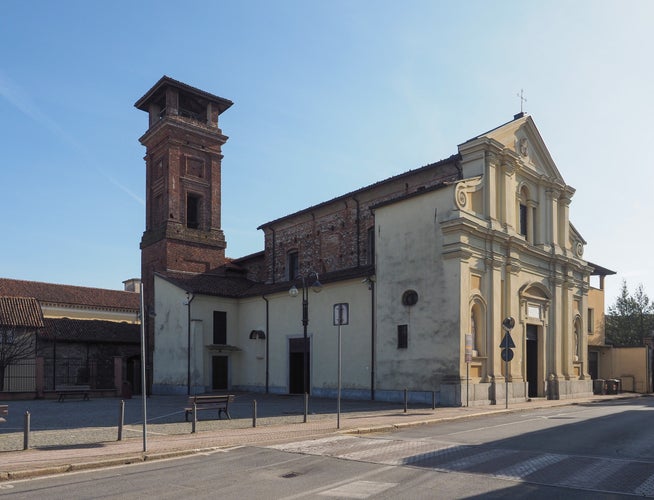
[500,317,515,410]
[333,303,349,429]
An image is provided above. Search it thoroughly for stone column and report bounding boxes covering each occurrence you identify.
[561,279,573,380]
[558,194,571,252]
[527,201,536,243]
[546,188,560,248]
[486,152,499,222]
[549,276,564,379]
[487,256,505,382]
[502,161,517,231]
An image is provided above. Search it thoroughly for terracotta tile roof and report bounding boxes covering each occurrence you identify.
[0,278,139,312]
[157,271,258,298]
[40,318,139,343]
[0,297,45,328]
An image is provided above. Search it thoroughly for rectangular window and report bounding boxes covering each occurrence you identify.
[213,311,227,345]
[519,203,528,236]
[187,193,201,229]
[367,227,375,265]
[587,308,595,333]
[287,251,299,281]
[397,325,408,349]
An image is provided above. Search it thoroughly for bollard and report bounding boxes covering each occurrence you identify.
[192,403,197,434]
[303,393,308,423]
[118,400,125,441]
[432,391,436,410]
[404,388,408,413]
[23,411,30,450]
[252,400,257,428]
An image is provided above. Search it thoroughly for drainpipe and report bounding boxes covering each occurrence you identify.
[353,197,361,267]
[271,227,276,284]
[186,291,195,395]
[263,295,270,393]
[369,278,376,400]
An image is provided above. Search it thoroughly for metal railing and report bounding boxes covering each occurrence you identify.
[43,358,115,391]
[0,359,36,392]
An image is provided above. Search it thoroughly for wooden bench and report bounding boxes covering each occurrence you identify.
[185,394,235,421]
[56,385,91,402]
[0,405,7,423]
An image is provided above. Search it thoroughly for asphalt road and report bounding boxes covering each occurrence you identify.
[1,398,652,499]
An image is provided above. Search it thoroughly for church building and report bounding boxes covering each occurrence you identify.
[138,76,606,405]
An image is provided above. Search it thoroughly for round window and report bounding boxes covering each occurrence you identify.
[402,290,419,306]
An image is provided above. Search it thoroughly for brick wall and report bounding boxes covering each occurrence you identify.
[261,159,460,283]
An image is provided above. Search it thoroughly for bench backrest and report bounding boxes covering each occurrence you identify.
[188,395,234,404]
[56,385,91,391]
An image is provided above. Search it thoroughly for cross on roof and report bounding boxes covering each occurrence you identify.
[517,89,527,113]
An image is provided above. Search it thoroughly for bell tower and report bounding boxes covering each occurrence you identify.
[136,75,233,274]
[135,76,233,388]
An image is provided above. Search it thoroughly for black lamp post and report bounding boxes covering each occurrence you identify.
[289,272,322,397]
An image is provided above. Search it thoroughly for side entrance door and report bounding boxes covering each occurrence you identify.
[289,338,309,394]
[212,356,228,391]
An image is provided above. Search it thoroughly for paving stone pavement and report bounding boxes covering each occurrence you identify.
[0,392,640,481]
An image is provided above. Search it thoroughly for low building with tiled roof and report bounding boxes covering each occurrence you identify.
[0,278,139,323]
[0,279,141,397]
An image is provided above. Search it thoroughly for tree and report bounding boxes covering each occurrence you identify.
[0,327,36,391]
[605,280,654,347]
[0,296,43,391]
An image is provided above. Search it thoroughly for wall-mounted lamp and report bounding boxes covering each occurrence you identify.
[249,330,266,340]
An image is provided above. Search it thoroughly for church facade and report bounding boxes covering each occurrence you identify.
[138,76,605,405]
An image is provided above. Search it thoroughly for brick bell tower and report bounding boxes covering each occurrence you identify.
[135,76,232,389]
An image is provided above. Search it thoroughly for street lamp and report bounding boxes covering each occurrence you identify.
[289,272,322,398]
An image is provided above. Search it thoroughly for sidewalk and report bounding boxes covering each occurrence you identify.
[0,392,641,481]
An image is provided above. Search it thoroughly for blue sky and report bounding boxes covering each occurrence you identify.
[1,1,653,309]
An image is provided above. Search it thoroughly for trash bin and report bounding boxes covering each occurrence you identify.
[605,379,619,395]
[122,381,132,399]
[593,379,606,395]
[612,379,621,394]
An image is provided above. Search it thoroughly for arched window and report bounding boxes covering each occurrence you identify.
[519,186,529,237]
[518,184,535,243]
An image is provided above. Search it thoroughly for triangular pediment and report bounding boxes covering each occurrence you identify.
[460,114,569,187]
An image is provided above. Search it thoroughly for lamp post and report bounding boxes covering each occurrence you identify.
[289,272,322,400]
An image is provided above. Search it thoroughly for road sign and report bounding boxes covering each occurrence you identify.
[333,303,349,326]
[499,332,516,349]
[502,316,515,331]
[501,348,514,362]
